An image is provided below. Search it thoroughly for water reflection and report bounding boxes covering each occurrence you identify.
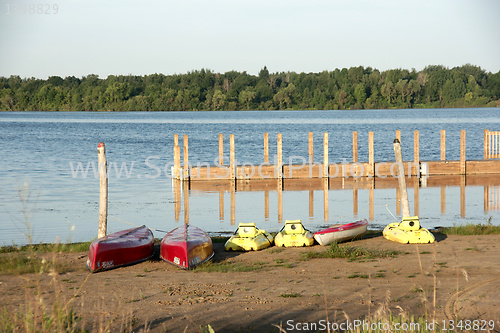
[172,175,500,234]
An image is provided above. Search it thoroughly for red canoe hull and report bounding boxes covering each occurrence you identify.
[313,219,368,246]
[160,224,214,269]
[87,225,154,272]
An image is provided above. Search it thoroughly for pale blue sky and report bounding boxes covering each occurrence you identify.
[1,0,499,79]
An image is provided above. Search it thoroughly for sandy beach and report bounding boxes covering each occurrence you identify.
[1,233,499,332]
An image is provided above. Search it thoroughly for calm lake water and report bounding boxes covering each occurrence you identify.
[1,108,499,245]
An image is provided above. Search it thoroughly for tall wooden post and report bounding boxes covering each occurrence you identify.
[394,139,411,217]
[97,142,108,238]
[323,133,328,178]
[368,131,374,176]
[230,134,235,180]
[174,142,180,180]
[353,131,358,162]
[264,133,269,164]
[183,135,189,180]
[308,132,314,163]
[277,134,283,180]
[460,130,466,175]
[414,130,419,165]
[484,129,489,160]
[219,134,224,165]
[440,130,446,161]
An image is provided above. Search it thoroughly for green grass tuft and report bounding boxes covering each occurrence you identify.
[194,260,267,273]
[441,218,500,235]
[301,242,401,261]
[0,242,92,254]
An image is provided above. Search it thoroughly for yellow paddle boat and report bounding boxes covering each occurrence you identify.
[225,223,274,251]
[383,216,435,244]
[274,219,314,247]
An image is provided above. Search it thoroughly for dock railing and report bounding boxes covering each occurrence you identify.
[172,130,500,182]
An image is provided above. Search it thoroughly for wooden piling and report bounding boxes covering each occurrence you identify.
[441,130,446,161]
[97,142,107,238]
[353,131,358,162]
[394,139,411,217]
[174,143,180,180]
[230,134,235,180]
[183,135,189,179]
[219,134,224,165]
[414,130,419,165]
[309,132,313,163]
[368,132,374,176]
[484,129,489,160]
[277,134,283,179]
[460,130,466,175]
[323,133,328,178]
[264,133,269,164]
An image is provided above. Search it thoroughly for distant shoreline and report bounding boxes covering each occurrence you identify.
[1,65,499,111]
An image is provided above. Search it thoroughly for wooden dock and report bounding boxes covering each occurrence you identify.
[172,175,500,225]
[172,130,500,181]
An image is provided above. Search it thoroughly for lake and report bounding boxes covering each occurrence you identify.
[1,108,499,246]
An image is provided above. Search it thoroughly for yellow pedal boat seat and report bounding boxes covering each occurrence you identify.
[274,219,314,247]
[225,223,274,251]
[383,216,435,244]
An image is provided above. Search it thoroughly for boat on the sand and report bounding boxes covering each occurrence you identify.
[86,225,155,273]
[314,219,368,246]
[274,219,314,247]
[225,222,274,251]
[160,224,214,269]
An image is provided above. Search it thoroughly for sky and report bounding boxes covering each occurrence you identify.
[0,0,499,79]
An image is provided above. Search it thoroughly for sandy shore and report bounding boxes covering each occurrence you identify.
[1,233,500,332]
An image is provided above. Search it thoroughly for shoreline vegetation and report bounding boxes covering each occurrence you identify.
[1,64,500,111]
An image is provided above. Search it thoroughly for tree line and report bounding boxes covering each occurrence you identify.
[1,64,499,111]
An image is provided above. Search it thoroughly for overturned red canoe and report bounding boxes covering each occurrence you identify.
[160,224,214,269]
[313,219,368,246]
[86,225,155,272]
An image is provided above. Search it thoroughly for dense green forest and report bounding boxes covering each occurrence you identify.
[1,64,499,111]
